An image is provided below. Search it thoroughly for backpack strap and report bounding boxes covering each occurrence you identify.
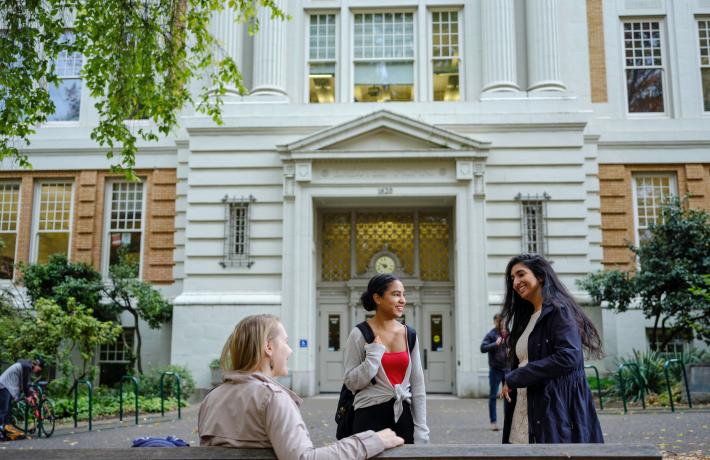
[355,321,376,385]
[405,325,417,354]
[355,321,375,344]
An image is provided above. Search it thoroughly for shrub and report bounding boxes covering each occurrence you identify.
[131,364,195,400]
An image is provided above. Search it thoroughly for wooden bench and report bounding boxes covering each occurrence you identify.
[1,444,662,459]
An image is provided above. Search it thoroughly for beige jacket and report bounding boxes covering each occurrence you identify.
[198,371,385,460]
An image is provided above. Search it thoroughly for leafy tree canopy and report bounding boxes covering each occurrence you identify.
[1,0,286,178]
[577,197,710,350]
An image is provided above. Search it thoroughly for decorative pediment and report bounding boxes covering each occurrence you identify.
[278,110,489,159]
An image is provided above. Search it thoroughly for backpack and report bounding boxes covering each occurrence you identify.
[334,321,417,440]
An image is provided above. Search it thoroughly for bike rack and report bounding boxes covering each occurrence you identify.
[617,362,646,414]
[159,371,182,419]
[584,364,604,410]
[119,375,140,425]
[73,379,94,431]
[663,358,692,413]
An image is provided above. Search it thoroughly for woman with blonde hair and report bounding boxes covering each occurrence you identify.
[198,314,404,459]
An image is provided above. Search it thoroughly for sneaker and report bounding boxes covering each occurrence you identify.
[490,422,500,431]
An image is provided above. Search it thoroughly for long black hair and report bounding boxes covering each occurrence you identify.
[360,274,400,312]
[501,254,602,360]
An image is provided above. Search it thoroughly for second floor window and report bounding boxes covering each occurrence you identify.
[47,32,83,122]
[33,182,74,264]
[353,12,414,102]
[222,195,254,268]
[623,20,665,114]
[309,14,337,103]
[699,19,710,112]
[105,181,144,276]
[632,174,676,243]
[432,11,460,101]
[0,182,21,279]
[516,193,549,255]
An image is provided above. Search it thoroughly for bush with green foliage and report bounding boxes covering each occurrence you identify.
[132,364,196,400]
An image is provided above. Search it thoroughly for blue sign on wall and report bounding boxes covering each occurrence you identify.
[299,339,308,348]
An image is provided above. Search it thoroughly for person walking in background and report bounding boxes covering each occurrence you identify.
[198,314,404,459]
[500,254,604,444]
[480,313,509,431]
[343,274,429,444]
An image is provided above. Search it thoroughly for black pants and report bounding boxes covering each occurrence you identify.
[0,388,12,428]
[352,399,414,444]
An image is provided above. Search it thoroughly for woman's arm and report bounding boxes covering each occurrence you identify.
[409,337,430,444]
[265,389,384,460]
[505,307,582,389]
[343,328,385,392]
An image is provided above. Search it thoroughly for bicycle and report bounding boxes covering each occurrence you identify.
[9,382,56,438]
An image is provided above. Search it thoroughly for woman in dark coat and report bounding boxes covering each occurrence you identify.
[500,254,603,444]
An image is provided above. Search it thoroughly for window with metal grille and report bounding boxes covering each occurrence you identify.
[0,182,21,279]
[432,11,461,101]
[308,13,337,103]
[622,20,666,113]
[516,193,549,255]
[221,195,255,268]
[698,19,710,112]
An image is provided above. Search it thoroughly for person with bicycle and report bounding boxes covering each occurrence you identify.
[0,358,44,441]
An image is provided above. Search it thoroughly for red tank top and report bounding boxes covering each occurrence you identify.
[381,350,409,386]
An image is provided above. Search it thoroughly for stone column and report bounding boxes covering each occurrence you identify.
[211,6,241,95]
[251,0,288,96]
[526,0,566,91]
[481,0,519,92]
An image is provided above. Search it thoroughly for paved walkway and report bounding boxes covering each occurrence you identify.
[1,396,708,458]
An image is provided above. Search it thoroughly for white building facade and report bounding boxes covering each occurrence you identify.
[2,0,709,396]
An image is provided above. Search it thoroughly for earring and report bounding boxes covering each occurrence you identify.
[269,359,274,371]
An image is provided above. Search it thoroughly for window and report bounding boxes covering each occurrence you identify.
[432,11,460,101]
[99,327,134,386]
[632,174,676,243]
[33,182,73,264]
[221,195,255,268]
[623,20,666,113]
[646,328,691,354]
[47,32,82,122]
[105,181,144,277]
[699,19,710,112]
[353,12,414,102]
[308,14,337,103]
[516,193,549,255]
[0,183,21,279]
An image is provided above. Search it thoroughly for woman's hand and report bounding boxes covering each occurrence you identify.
[501,383,512,402]
[376,428,405,449]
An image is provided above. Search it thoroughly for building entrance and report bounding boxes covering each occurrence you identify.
[316,210,454,393]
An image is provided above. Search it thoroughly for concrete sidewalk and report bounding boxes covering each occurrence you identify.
[1,396,708,458]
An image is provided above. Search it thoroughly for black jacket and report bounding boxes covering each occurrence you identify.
[502,302,603,444]
[480,328,509,371]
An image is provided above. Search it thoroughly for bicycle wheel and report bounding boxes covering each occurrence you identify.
[39,398,56,438]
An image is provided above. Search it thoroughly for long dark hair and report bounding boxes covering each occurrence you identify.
[501,254,602,360]
[360,274,400,312]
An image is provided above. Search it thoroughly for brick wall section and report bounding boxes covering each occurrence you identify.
[587,0,608,103]
[143,170,177,284]
[0,169,176,283]
[599,164,710,271]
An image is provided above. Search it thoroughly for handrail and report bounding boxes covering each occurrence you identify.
[73,379,94,431]
[584,364,604,410]
[617,362,646,414]
[663,358,692,413]
[119,375,140,425]
[159,371,182,419]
